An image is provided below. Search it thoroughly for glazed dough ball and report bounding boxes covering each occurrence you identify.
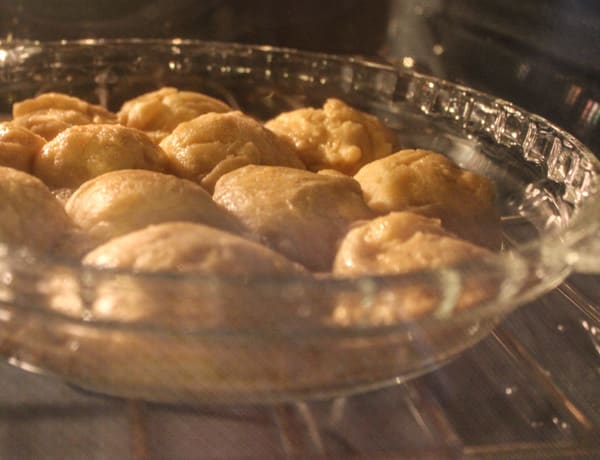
[66,169,244,247]
[354,149,502,249]
[333,212,491,276]
[0,122,46,172]
[159,111,305,192]
[332,212,494,324]
[266,98,395,174]
[118,87,232,143]
[83,222,308,276]
[12,92,116,140]
[213,165,374,271]
[0,166,72,252]
[33,124,170,189]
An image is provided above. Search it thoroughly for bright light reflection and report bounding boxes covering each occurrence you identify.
[402,56,415,68]
[0,309,12,322]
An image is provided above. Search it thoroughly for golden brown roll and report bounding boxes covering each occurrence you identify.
[12,92,116,140]
[266,98,395,175]
[33,124,170,189]
[0,166,72,252]
[213,165,374,271]
[159,111,305,192]
[0,122,46,172]
[354,149,502,249]
[118,87,232,143]
[65,169,245,248]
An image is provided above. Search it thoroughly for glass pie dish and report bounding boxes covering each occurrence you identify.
[0,39,598,404]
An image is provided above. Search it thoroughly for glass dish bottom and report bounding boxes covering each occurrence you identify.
[0,310,500,404]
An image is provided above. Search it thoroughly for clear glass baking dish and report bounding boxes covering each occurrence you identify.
[0,39,598,404]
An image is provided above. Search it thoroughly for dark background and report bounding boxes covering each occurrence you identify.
[1,0,599,155]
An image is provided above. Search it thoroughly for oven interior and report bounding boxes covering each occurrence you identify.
[0,1,599,458]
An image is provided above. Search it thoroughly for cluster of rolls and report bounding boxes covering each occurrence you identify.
[0,87,502,325]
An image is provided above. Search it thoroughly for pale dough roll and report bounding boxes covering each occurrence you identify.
[266,98,395,175]
[332,212,494,324]
[12,92,116,140]
[354,149,502,249]
[47,223,310,332]
[33,124,170,189]
[159,111,305,193]
[0,166,72,252]
[83,221,308,276]
[213,165,374,271]
[118,87,232,143]
[0,122,46,172]
[333,212,491,276]
[66,169,245,248]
